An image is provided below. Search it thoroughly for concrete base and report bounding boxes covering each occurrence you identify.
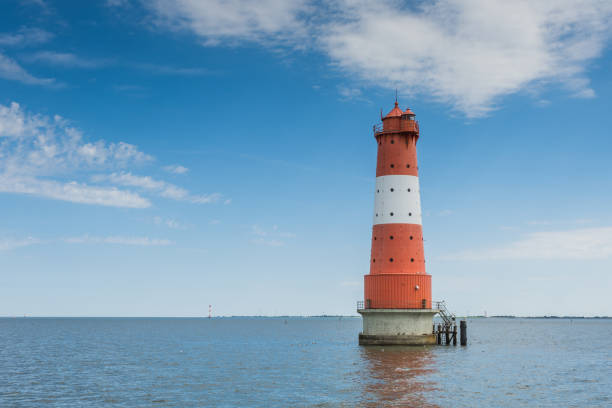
[357,308,438,346]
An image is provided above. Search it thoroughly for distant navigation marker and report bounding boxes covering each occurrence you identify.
[208,305,212,319]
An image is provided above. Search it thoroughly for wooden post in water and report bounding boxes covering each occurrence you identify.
[437,324,442,345]
[460,320,467,346]
[445,325,450,345]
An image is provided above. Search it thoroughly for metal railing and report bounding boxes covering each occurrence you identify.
[356,299,431,310]
[373,120,419,136]
[433,301,456,326]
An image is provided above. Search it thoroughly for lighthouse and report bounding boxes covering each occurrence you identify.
[357,100,438,346]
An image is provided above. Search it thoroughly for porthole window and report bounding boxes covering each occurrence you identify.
[390,188,394,192]
[390,212,394,216]
[390,164,395,168]
[411,258,414,262]
[389,258,394,262]
[389,236,394,240]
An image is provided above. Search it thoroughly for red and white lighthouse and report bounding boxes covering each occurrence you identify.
[358,100,437,345]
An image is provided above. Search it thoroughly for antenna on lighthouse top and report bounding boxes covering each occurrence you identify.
[395,88,398,104]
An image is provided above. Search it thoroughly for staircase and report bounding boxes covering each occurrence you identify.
[434,301,455,326]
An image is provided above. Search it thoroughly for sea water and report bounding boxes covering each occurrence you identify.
[1,317,610,407]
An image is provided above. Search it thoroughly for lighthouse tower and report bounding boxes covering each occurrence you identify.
[358,100,437,346]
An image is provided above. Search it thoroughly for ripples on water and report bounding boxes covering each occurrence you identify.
[0,317,610,407]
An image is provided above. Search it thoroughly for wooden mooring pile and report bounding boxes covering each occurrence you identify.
[433,301,467,346]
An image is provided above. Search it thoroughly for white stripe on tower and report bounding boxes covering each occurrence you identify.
[373,175,422,225]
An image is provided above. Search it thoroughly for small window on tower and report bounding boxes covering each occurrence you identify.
[390,164,395,168]
[411,258,414,262]
[410,236,413,240]
[389,258,394,262]
[390,188,394,192]
[409,212,412,216]
[390,212,394,216]
[407,188,411,192]
[391,140,395,144]
[407,164,410,168]
[389,236,394,240]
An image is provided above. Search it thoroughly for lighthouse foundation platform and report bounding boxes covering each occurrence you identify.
[357,308,438,346]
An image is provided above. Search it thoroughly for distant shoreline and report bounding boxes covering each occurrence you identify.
[1,315,611,319]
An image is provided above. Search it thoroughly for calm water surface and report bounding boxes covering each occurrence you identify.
[1,317,610,407]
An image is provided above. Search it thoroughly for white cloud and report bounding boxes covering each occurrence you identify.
[251,238,285,247]
[163,164,189,174]
[153,216,185,229]
[0,27,53,47]
[0,176,150,208]
[0,236,40,251]
[250,224,295,246]
[129,62,210,76]
[23,51,110,68]
[144,0,612,116]
[337,85,364,101]
[94,172,222,204]
[106,0,129,7]
[64,235,172,246]
[0,102,156,207]
[0,53,56,86]
[443,227,612,261]
[321,0,612,117]
[146,0,310,46]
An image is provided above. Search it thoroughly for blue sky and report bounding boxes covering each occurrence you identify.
[1,0,611,317]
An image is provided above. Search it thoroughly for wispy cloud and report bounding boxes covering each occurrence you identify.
[129,62,210,76]
[23,51,111,68]
[0,236,40,251]
[163,164,189,174]
[0,53,56,86]
[93,172,222,204]
[0,176,150,208]
[0,27,53,47]
[146,0,310,47]
[64,235,172,246]
[142,0,612,117]
[250,224,296,246]
[337,85,366,102]
[0,101,212,208]
[153,216,186,229]
[442,227,612,261]
[19,49,209,76]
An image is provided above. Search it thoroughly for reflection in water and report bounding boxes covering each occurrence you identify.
[359,346,439,407]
